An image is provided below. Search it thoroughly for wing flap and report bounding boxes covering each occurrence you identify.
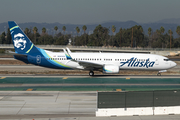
[78,61,103,69]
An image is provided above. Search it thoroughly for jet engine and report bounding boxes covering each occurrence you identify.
[103,65,119,74]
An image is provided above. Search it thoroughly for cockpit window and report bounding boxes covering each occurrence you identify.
[164,59,169,61]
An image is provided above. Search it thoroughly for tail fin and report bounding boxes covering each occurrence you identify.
[8,21,37,54]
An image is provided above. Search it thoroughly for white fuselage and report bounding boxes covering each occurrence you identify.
[45,50,177,71]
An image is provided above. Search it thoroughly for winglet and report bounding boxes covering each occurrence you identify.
[66,47,72,54]
[63,48,72,60]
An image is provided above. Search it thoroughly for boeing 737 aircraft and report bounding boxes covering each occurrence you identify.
[8,21,177,76]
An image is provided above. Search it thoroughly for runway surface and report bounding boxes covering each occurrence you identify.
[0,75,180,119]
[0,91,96,119]
[0,76,180,91]
[1,91,180,119]
[0,76,180,119]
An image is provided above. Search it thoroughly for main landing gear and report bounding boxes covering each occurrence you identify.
[157,72,161,76]
[89,71,94,76]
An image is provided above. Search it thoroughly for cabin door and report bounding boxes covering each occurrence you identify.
[155,57,159,65]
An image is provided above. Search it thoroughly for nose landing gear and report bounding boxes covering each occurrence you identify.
[89,71,94,76]
[157,70,167,76]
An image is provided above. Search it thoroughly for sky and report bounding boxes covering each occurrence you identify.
[0,0,180,24]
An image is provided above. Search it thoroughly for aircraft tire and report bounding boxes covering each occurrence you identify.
[157,73,161,76]
[89,71,94,76]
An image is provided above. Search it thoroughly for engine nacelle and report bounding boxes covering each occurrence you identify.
[103,65,119,74]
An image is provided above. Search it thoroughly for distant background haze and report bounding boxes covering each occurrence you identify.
[1,0,180,24]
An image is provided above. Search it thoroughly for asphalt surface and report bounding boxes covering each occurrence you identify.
[0,91,96,119]
[0,76,180,91]
[1,66,180,119]
[1,91,180,120]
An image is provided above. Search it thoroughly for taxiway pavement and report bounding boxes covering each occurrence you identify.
[1,91,180,120]
[0,76,180,91]
[0,91,96,119]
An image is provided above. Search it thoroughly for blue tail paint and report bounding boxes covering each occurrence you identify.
[8,21,39,55]
[8,21,71,70]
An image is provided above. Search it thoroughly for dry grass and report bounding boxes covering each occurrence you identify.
[0,60,26,65]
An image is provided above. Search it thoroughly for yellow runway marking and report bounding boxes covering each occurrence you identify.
[26,89,33,91]
[63,77,68,79]
[126,78,130,79]
[0,77,6,79]
[116,89,122,91]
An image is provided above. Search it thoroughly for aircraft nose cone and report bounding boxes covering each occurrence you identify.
[172,61,177,67]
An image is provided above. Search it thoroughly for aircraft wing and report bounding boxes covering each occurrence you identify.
[77,60,103,70]
[63,48,103,70]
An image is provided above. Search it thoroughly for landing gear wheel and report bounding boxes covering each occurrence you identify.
[157,73,161,76]
[89,71,94,76]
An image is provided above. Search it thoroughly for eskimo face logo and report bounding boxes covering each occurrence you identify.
[13,33,26,50]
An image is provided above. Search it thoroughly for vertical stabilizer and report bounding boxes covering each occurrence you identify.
[8,21,38,54]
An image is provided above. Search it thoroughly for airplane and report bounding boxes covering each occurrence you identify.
[8,21,177,76]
